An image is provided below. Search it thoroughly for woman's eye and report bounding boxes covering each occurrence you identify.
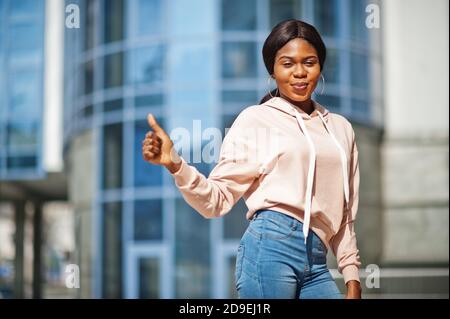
[283,63,293,67]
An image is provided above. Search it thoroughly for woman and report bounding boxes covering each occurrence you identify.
[142,19,362,299]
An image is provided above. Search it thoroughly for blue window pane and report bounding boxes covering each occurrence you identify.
[351,98,370,119]
[81,104,93,119]
[84,60,94,95]
[9,23,41,51]
[102,123,123,189]
[315,94,341,113]
[7,155,37,169]
[170,43,212,85]
[104,0,123,44]
[104,52,123,89]
[221,0,256,31]
[314,0,339,38]
[222,113,238,134]
[134,120,163,187]
[85,0,95,50]
[104,98,123,112]
[269,0,301,29]
[137,0,162,36]
[322,48,339,84]
[222,42,257,79]
[102,201,122,298]
[135,94,164,108]
[10,0,42,16]
[134,200,163,241]
[8,50,41,66]
[128,46,164,85]
[7,122,38,148]
[350,52,369,90]
[9,71,40,120]
[139,257,160,298]
[221,90,258,105]
[223,198,248,239]
[175,199,210,298]
[350,0,369,42]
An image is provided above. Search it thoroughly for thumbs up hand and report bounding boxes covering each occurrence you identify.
[142,114,182,173]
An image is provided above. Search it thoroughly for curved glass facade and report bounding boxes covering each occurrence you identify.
[63,0,380,298]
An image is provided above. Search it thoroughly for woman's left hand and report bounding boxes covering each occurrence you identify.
[345,280,362,299]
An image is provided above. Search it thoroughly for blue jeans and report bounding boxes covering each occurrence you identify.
[235,209,343,299]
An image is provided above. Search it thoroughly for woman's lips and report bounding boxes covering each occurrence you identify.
[291,83,308,91]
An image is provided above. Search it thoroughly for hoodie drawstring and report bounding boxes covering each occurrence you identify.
[293,109,349,244]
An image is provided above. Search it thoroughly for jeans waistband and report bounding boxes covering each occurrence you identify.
[253,209,327,252]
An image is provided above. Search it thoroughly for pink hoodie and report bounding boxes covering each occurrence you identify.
[170,96,361,283]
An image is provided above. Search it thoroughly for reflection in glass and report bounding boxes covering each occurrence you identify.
[9,23,40,51]
[85,0,95,50]
[84,60,94,95]
[104,52,123,89]
[350,52,369,90]
[102,123,123,189]
[10,0,41,17]
[9,50,41,66]
[134,120,163,187]
[222,42,257,79]
[315,94,341,113]
[7,155,37,169]
[104,98,123,113]
[314,0,339,38]
[139,257,160,298]
[221,90,258,105]
[102,201,123,298]
[134,200,163,241]
[223,199,248,240]
[128,45,164,85]
[104,0,123,44]
[175,199,210,298]
[221,0,256,31]
[170,43,212,85]
[135,94,164,108]
[269,0,300,29]
[351,98,370,119]
[322,48,339,84]
[82,104,93,118]
[7,122,38,148]
[222,113,238,136]
[137,0,162,36]
[350,0,368,42]
[9,70,40,119]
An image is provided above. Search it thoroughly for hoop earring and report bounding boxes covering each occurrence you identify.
[267,76,279,98]
[315,74,325,95]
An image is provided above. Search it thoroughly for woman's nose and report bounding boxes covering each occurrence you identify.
[293,64,307,77]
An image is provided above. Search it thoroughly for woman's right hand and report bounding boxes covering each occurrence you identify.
[142,114,182,173]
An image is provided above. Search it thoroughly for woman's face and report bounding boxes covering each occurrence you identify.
[273,38,321,105]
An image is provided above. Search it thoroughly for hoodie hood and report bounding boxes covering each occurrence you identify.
[261,96,349,244]
[263,96,330,121]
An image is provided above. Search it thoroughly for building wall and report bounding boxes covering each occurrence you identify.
[67,130,95,298]
[381,0,449,265]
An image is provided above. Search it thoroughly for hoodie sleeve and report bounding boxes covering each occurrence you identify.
[169,110,261,219]
[330,128,362,284]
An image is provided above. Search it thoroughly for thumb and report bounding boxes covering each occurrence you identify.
[147,114,163,133]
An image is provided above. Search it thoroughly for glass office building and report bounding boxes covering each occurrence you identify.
[0,0,46,179]
[63,0,382,298]
[0,0,70,299]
